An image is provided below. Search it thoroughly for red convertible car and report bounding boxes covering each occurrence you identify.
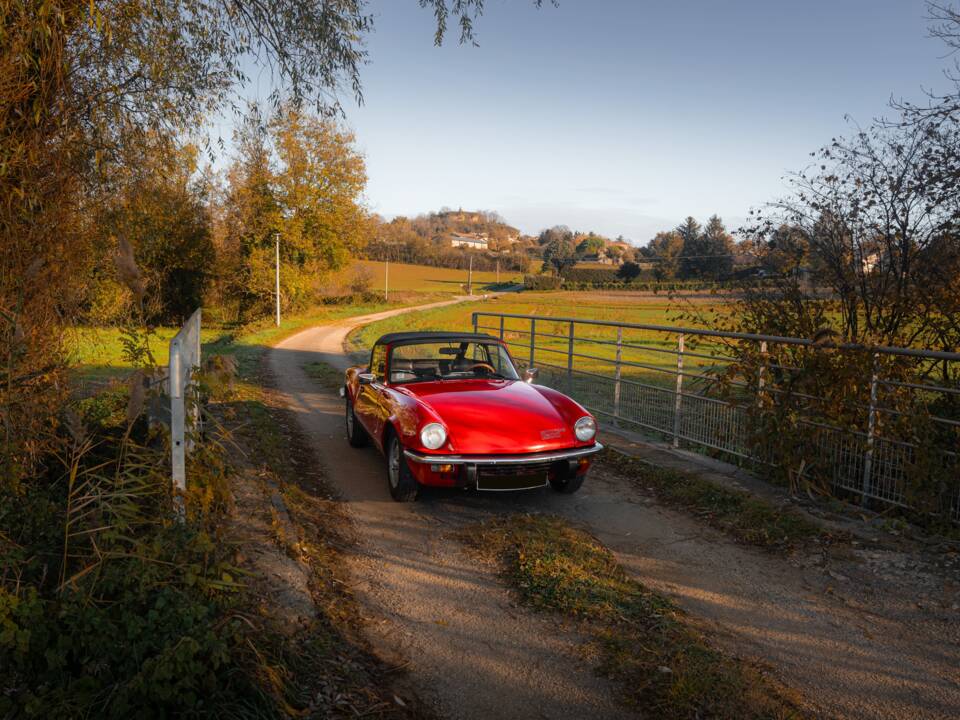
[342,331,602,501]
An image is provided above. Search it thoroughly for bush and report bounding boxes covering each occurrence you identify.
[559,266,619,284]
[0,384,271,719]
[523,274,562,290]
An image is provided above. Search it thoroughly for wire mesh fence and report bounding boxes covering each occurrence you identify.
[473,311,960,523]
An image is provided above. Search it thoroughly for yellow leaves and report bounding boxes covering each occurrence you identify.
[113,236,146,301]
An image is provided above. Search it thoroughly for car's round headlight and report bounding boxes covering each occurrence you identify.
[574,416,597,442]
[420,423,447,450]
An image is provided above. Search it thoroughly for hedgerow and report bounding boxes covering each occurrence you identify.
[0,340,274,718]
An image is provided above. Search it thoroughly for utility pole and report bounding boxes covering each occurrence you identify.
[496,258,500,283]
[385,258,389,301]
[275,231,281,327]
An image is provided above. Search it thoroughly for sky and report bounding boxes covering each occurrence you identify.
[221,1,954,244]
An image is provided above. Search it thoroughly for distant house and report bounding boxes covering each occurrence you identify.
[450,233,488,250]
[859,249,882,273]
[580,249,621,266]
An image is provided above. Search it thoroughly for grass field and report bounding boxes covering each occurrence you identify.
[342,259,522,295]
[348,291,737,387]
[70,258,522,385]
[70,299,427,388]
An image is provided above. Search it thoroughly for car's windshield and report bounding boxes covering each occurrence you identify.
[388,341,520,384]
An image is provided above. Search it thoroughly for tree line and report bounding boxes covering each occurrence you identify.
[81,106,370,327]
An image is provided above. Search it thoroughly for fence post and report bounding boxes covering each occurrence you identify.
[529,318,536,368]
[673,333,685,448]
[499,315,504,340]
[567,321,575,395]
[861,354,880,506]
[170,338,185,516]
[757,340,767,399]
[613,326,623,426]
[472,312,478,335]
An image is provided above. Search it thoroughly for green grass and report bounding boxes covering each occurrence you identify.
[464,514,803,719]
[70,298,436,386]
[340,259,522,294]
[600,450,843,551]
[348,290,735,388]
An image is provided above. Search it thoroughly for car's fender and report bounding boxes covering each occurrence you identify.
[528,384,596,444]
[381,387,447,452]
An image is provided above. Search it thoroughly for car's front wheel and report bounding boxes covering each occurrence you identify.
[549,472,585,494]
[345,395,368,447]
[386,433,419,502]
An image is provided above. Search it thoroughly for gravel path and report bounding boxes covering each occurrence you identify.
[268,302,960,720]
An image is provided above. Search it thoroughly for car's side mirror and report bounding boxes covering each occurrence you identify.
[523,367,539,383]
[358,372,375,385]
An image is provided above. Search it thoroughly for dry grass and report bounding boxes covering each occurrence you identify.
[333,259,521,294]
[599,450,843,552]
[463,513,805,719]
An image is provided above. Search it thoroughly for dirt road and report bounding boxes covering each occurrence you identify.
[268,303,960,720]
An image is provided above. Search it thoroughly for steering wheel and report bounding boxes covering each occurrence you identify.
[468,362,496,375]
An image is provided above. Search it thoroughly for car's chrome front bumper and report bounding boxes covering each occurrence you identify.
[403,442,603,465]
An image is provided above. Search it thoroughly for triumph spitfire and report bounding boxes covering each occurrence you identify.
[342,331,602,501]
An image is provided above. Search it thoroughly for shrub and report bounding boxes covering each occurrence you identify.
[0,378,271,718]
[560,266,619,284]
[523,274,562,290]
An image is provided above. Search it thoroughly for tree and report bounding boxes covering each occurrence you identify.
[698,215,736,279]
[896,3,960,130]
[272,107,369,307]
[93,142,215,324]
[760,225,811,276]
[575,233,606,256]
[617,261,642,281]
[745,119,960,349]
[676,216,703,278]
[539,227,577,275]
[216,106,369,320]
[216,110,283,321]
[644,230,684,280]
[538,225,574,246]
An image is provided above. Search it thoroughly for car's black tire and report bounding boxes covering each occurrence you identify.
[345,395,368,447]
[386,432,419,502]
[549,472,585,494]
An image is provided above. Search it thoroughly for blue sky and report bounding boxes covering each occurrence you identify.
[222,1,953,244]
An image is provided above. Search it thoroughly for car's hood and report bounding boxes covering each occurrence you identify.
[401,379,580,454]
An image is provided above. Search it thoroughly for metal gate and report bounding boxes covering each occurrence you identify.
[472,311,960,522]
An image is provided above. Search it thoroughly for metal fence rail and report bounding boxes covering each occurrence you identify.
[472,311,960,522]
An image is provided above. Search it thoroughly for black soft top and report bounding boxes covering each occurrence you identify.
[375,331,498,348]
